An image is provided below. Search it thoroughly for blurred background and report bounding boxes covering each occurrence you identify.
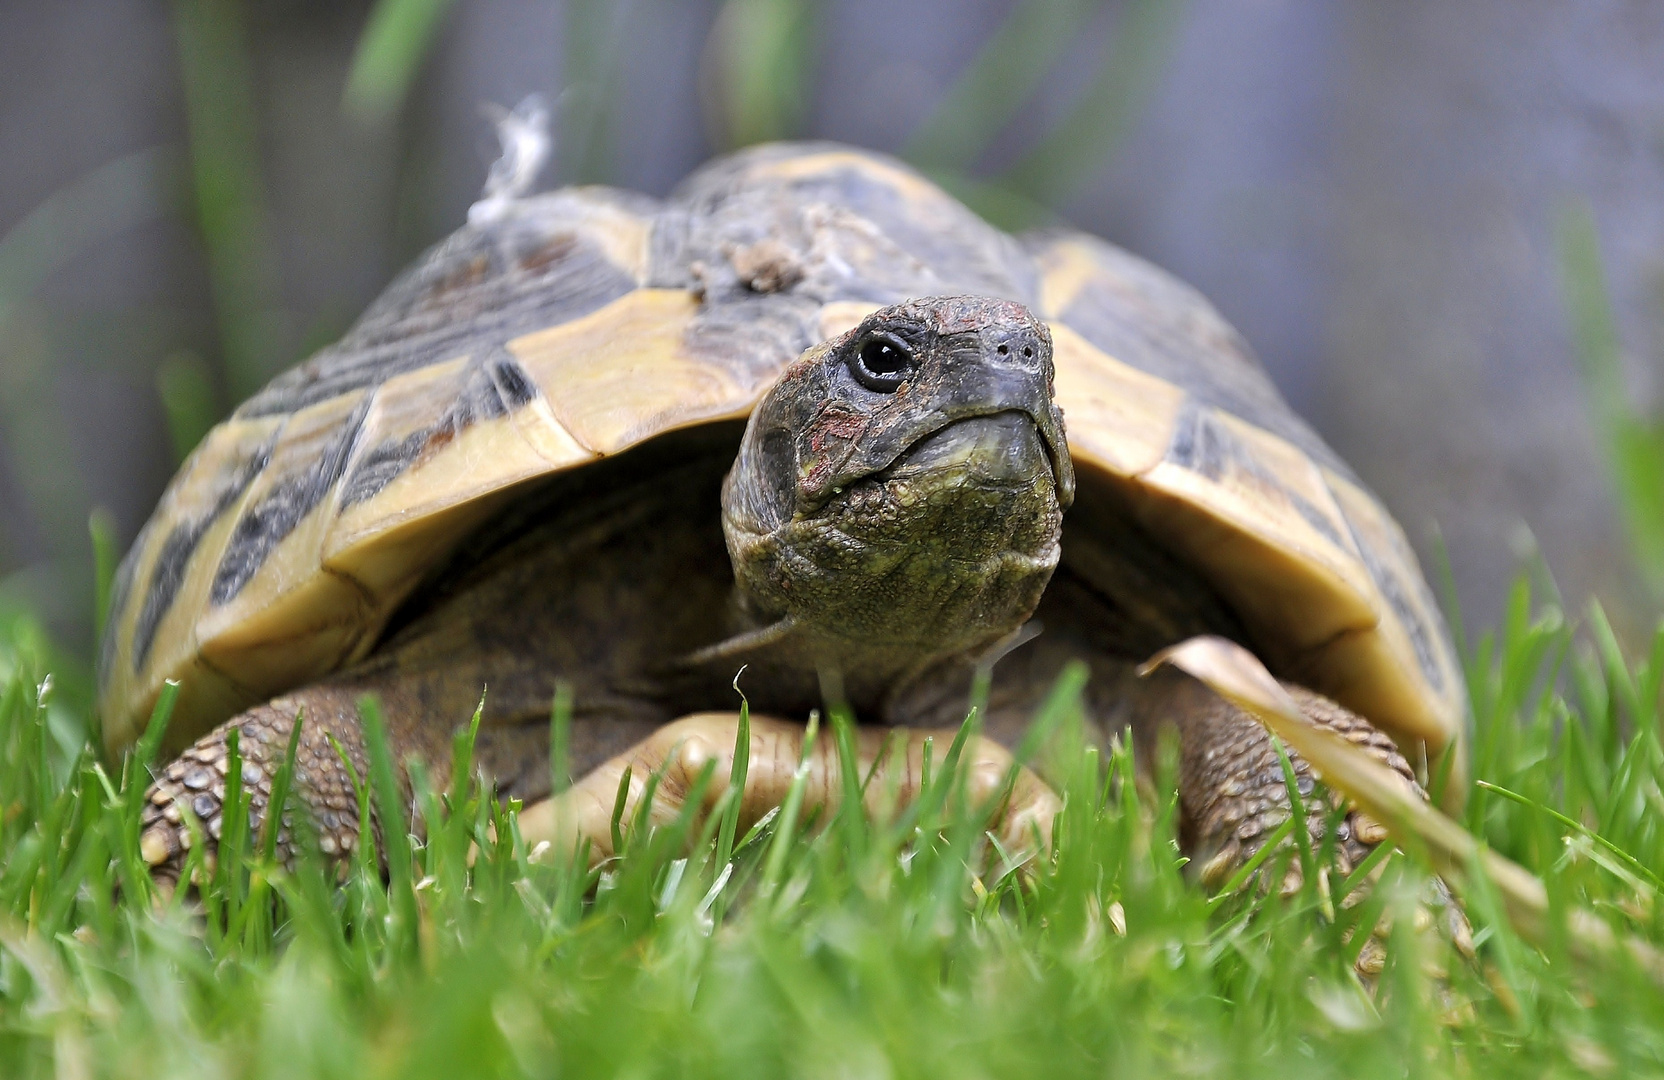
[3,0,1663,672]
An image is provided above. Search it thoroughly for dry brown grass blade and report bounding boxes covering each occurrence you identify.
[1141,635,1664,979]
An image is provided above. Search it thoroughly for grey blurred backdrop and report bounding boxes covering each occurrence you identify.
[3,0,1663,664]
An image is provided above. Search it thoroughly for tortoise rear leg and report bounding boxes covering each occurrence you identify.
[1130,670,1413,890]
[1131,669,1472,972]
[517,713,1061,867]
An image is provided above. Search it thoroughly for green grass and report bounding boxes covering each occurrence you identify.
[4,11,1661,1071]
[5,577,1664,1078]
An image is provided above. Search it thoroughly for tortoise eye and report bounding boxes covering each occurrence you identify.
[852,334,913,391]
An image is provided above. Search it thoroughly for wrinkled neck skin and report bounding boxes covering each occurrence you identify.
[703,297,1072,720]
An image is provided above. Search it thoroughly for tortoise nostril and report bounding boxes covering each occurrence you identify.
[997,344,1009,355]
[1023,346,1033,358]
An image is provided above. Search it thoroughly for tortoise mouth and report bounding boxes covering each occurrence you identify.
[808,411,1065,552]
[872,409,1069,507]
[885,411,1057,491]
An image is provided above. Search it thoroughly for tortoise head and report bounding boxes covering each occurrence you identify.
[723,296,1074,675]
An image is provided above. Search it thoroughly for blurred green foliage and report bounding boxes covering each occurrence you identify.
[703,0,820,150]
[907,0,1103,172]
[0,150,174,333]
[1559,203,1664,598]
[172,0,286,404]
[559,0,631,184]
[998,0,1187,208]
[344,0,460,123]
[154,351,221,465]
[909,0,1188,227]
[0,148,175,622]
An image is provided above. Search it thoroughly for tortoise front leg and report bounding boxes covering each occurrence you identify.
[517,713,1061,867]
[1132,668,1472,973]
[138,684,384,886]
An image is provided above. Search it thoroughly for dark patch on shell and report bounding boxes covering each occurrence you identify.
[338,432,427,509]
[1167,402,1349,555]
[488,352,538,409]
[99,522,145,688]
[338,351,540,510]
[210,395,372,605]
[133,442,273,669]
[665,143,1038,306]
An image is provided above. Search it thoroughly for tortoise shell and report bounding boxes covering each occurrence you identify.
[99,143,1465,776]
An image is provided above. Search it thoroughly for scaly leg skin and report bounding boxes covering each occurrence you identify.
[1138,670,1473,973]
[517,713,1062,868]
[1148,674,1410,888]
[139,698,1059,889]
[139,685,377,888]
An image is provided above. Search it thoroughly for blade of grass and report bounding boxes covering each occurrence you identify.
[171,0,286,400]
[451,690,484,809]
[700,0,818,149]
[829,703,866,863]
[217,725,246,931]
[257,708,304,864]
[357,695,417,954]
[999,0,1189,205]
[343,0,458,123]
[548,683,571,798]
[1011,659,1089,772]
[1337,837,1399,903]
[610,764,632,858]
[714,684,751,873]
[1558,200,1664,593]
[155,351,221,464]
[1477,779,1664,893]
[130,680,179,785]
[1464,842,1537,1033]
[1270,735,1319,908]
[905,0,1098,171]
[1205,816,1297,915]
[763,710,820,894]
[88,510,118,649]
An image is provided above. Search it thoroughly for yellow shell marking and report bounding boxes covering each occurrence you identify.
[324,356,593,577]
[564,190,654,283]
[1033,238,1103,321]
[818,300,881,340]
[1046,313,1459,756]
[1049,324,1185,478]
[510,289,756,455]
[745,150,955,209]
[1321,467,1463,747]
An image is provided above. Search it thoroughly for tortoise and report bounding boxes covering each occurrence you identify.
[99,142,1465,883]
